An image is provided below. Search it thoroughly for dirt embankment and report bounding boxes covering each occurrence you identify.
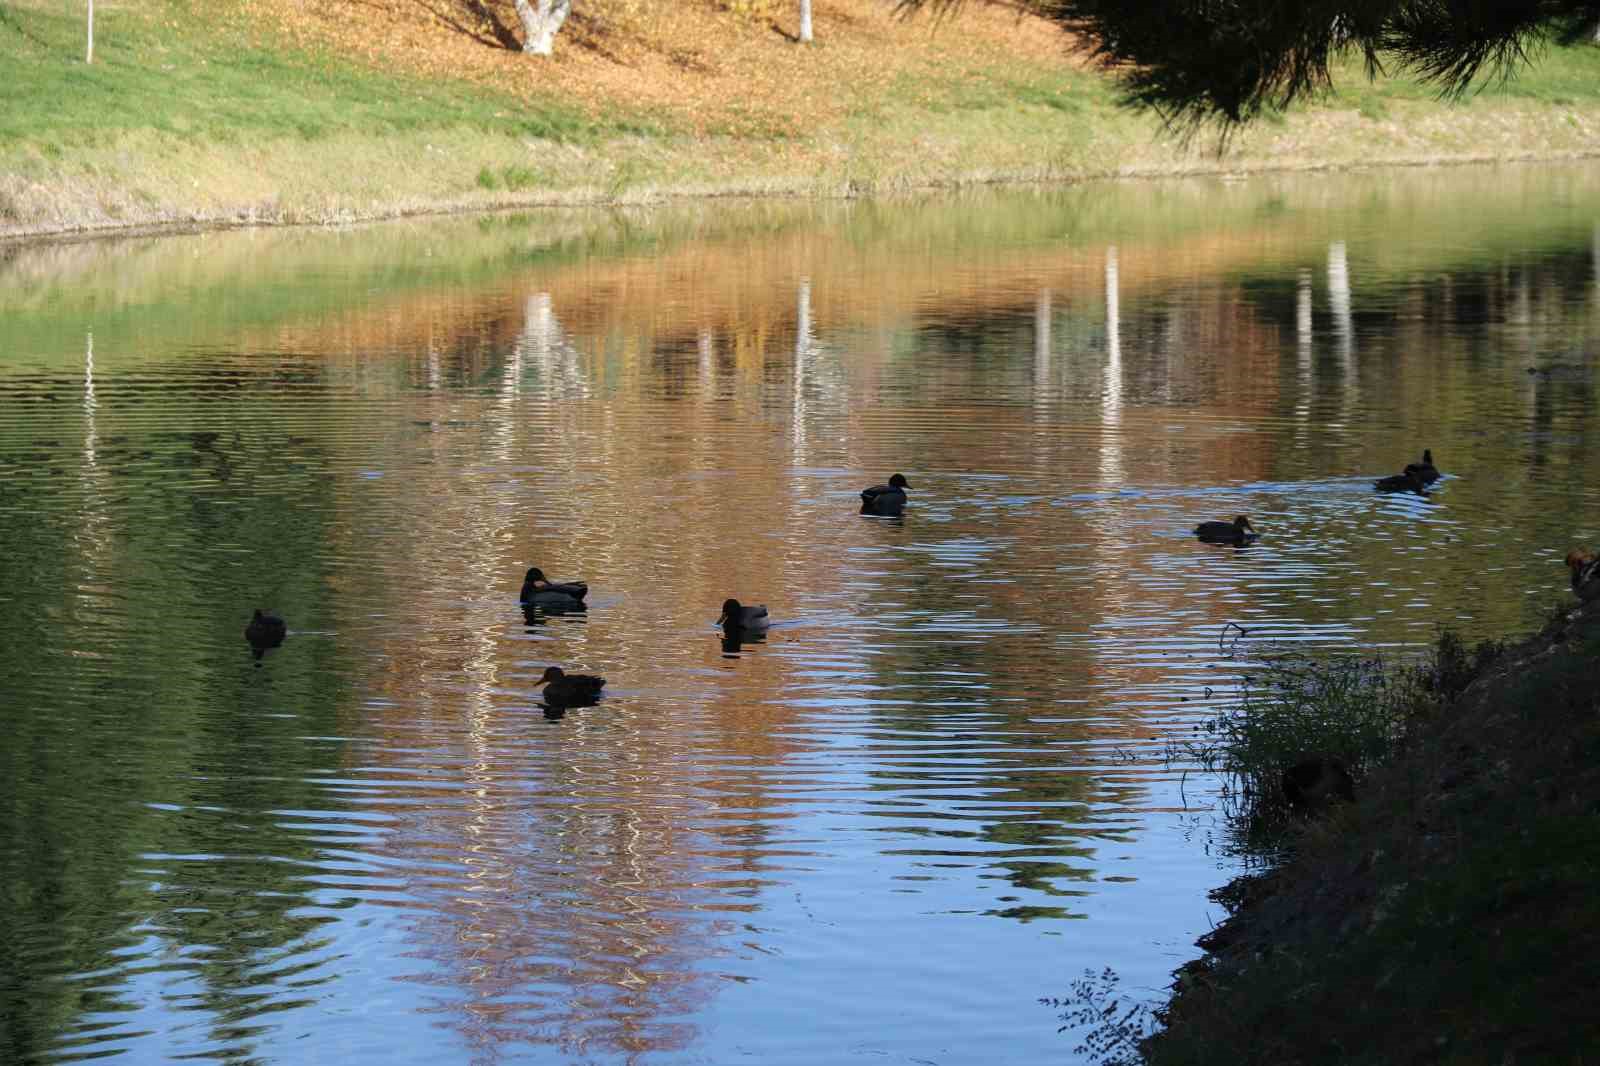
[1144,596,1600,1064]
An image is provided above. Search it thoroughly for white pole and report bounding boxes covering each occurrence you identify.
[87,0,94,64]
[798,0,812,43]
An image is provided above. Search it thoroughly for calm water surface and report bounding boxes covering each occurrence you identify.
[3,163,1600,1064]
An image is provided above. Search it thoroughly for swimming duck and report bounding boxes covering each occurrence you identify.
[718,598,770,631]
[1193,515,1258,545]
[244,609,287,660]
[1374,468,1428,495]
[1402,449,1441,485]
[537,666,606,706]
[860,474,911,516]
[519,567,588,610]
[1566,549,1600,602]
[1281,756,1355,814]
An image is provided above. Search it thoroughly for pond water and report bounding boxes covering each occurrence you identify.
[3,162,1600,1065]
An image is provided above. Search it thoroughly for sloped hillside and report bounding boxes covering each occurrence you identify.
[5,0,1600,239]
[254,0,1079,134]
[1145,596,1600,1064]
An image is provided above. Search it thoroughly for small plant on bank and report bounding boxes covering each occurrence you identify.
[502,165,541,191]
[1041,967,1154,1066]
[1185,627,1496,828]
[475,166,500,191]
[605,158,642,201]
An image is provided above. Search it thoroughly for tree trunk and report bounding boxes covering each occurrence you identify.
[798,0,813,43]
[86,0,94,64]
[513,0,572,56]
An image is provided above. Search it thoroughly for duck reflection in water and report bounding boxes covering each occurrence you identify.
[521,602,589,630]
[720,626,769,657]
[244,609,286,662]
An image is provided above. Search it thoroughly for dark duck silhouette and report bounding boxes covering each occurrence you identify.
[537,666,605,707]
[1567,549,1600,603]
[1403,448,1441,485]
[519,567,588,610]
[1374,468,1429,495]
[244,609,286,660]
[1193,515,1258,545]
[860,473,911,516]
[1281,757,1355,814]
[718,598,770,632]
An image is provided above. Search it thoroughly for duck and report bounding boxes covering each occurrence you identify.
[1193,515,1258,545]
[1402,449,1441,485]
[1281,756,1355,814]
[860,473,911,516]
[519,567,588,610]
[537,666,605,706]
[244,609,287,660]
[1566,549,1600,603]
[1374,468,1428,495]
[718,598,770,631]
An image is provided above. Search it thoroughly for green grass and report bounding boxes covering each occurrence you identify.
[1326,37,1600,112]
[3,1,1600,239]
[501,164,543,191]
[1182,630,1504,831]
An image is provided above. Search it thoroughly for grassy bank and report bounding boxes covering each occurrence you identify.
[1140,599,1600,1064]
[5,0,1600,240]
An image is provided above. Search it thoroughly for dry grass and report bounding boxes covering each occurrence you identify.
[4,0,1600,239]
[257,0,1080,136]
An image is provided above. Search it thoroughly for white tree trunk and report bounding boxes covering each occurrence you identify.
[514,0,572,56]
[86,0,94,64]
[798,0,813,43]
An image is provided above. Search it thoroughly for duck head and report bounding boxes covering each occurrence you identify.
[1566,549,1596,575]
[1234,515,1256,533]
[718,598,744,626]
[524,566,549,588]
[1421,449,1434,465]
[889,473,910,489]
[537,666,566,685]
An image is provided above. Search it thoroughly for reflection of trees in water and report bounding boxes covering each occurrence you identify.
[393,790,727,1061]
[9,170,1600,1059]
[0,376,355,1061]
[827,540,1110,915]
[1239,242,1598,478]
[363,648,809,1059]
